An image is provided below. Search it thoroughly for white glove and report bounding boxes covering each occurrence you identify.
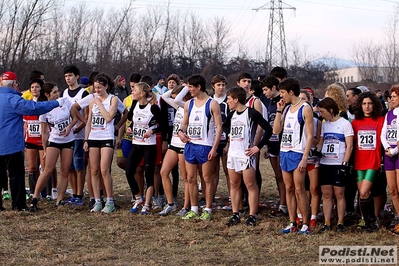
[56,97,67,107]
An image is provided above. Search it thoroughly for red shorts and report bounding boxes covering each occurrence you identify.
[138,133,163,167]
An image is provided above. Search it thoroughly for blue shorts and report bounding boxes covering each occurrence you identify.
[184,142,212,165]
[280,151,302,172]
[121,139,133,158]
[70,139,85,171]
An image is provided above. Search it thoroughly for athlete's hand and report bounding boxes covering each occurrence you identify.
[126,127,132,135]
[64,126,72,137]
[83,141,89,152]
[385,148,393,157]
[208,148,217,161]
[297,159,307,172]
[263,146,269,159]
[42,152,46,160]
[143,129,152,139]
[223,144,229,155]
[277,99,285,110]
[115,138,122,149]
[245,146,259,157]
[178,131,190,143]
[92,97,102,106]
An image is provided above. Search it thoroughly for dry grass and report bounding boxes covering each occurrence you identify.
[0,153,397,266]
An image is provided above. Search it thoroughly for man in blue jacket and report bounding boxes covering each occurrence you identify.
[0,71,65,211]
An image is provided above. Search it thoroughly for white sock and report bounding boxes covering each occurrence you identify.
[311,215,317,220]
[191,206,199,214]
[297,213,303,219]
[204,208,212,214]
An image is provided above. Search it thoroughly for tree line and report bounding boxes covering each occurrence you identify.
[0,0,340,93]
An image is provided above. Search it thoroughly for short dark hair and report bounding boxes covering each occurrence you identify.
[63,65,80,76]
[317,97,339,116]
[211,74,227,86]
[250,79,263,97]
[188,74,206,92]
[237,72,253,82]
[261,76,279,90]
[270,67,287,80]
[129,73,142,83]
[347,87,362,96]
[140,75,154,87]
[227,87,246,105]
[89,71,99,86]
[278,78,300,96]
[29,70,44,81]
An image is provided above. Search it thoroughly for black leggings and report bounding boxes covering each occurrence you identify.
[125,144,157,196]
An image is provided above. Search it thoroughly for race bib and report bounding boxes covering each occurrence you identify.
[269,134,279,142]
[27,121,41,137]
[133,125,147,142]
[172,122,180,137]
[187,123,203,140]
[321,139,340,158]
[91,114,106,130]
[387,125,397,146]
[168,109,175,127]
[358,130,376,150]
[281,129,293,149]
[230,124,244,141]
[55,117,70,136]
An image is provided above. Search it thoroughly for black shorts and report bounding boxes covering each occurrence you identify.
[47,141,74,150]
[268,141,281,156]
[371,169,387,197]
[319,164,345,187]
[87,139,114,149]
[216,143,227,157]
[168,145,184,154]
[25,142,43,150]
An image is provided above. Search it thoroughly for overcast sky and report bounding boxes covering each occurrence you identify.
[67,0,397,61]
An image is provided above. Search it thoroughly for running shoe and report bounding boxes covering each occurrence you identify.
[2,191,11,200]
[319,223,332,233]
[199,198,206,208]
[173,197,179,208]
[130,197,144,213]
[356,219,366,230]
[239,210,246,218]
[391,223,399,235]
[140,205,150,215]
[102,203,115,213]
[296,217,303,227]
[64,197,76,205]
[46,195,52,201]
[245,215,257,226]
[269,209,288,218]
[297,224,310,235]
[152,196,163,210]
[72,198,84,207]
[159,204,177,216]
[280,223,298,234]
[176,208,189,217]
[28,198,38,212]
[89,199,95,210]
[182,210,199,220]
[388,217,399,230]
[222,203,232,211]
[309,218,317,229]
[226,213,241,226]
[336,223,345,232]
[366,218,380,233]
[90,202,102,213]
[199,210,211,221]
[51,189,58,200]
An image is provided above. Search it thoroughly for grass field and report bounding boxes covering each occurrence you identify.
[0,154,397,265]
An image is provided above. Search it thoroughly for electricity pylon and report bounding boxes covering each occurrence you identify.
[254,1,296,70]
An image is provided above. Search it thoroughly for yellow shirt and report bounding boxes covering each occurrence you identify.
[22,90,33,100]
[123,95,133,141]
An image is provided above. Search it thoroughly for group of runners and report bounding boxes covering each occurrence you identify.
[1,65,399,235]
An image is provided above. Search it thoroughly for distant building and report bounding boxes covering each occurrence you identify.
[325,66,396,84]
